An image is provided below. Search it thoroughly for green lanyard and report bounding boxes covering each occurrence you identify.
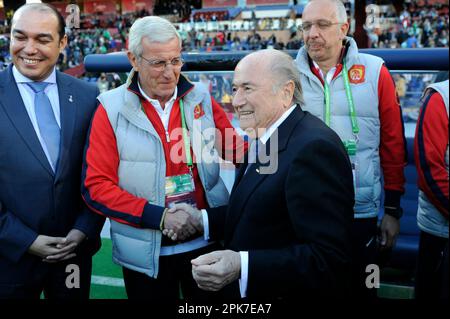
[179,99,193,171]
[140,99,193,171]
[323,60,359,136]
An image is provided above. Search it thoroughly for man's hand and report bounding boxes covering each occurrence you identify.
[379,214,400,251]
[45,229,86,263]
[28,235,75,261]
[191,250,241,292]
[163,203,203,241]
[171,203,203,232]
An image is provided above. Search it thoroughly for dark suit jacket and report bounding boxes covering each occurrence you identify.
[207,106,354,299]
[0,65,104,284]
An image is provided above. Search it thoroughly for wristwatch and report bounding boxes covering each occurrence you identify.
[384,206,403,219]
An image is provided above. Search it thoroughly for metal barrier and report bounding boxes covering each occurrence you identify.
[84,48,449,72]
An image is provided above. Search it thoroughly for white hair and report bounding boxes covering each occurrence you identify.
[333,0,348,23]
[306,0,348,23]
[128,16,181,58]
[246,50,304,106]
[269,50,304,106]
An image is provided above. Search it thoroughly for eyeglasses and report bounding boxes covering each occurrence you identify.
[299,20,343,33]
[139,56,184,71]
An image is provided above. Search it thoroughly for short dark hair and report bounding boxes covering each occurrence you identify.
[13,3,66,40]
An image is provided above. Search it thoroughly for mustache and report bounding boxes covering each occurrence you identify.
[307,41,325,46]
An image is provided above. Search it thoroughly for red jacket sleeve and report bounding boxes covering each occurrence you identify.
[81,104,165,229]
[378,65,407,208]
[414,92,449,218]
[211,97,248,165]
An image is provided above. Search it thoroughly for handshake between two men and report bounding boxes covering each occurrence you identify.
[162,203,203,241]
[162,203,242,292]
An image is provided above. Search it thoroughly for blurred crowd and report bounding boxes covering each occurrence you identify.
[367,2,449,48]
[154,0,200,22]
[181,28,303,52]
[0,1,448,73]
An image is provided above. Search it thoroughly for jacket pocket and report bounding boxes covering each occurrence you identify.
[110,220,160,277]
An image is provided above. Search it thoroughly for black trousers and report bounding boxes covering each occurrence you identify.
[415,230,449,300]
[122,243,223,302]
[0,254,92,299]
[350,217,378,300]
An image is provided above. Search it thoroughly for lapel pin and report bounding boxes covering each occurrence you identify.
[69,95,73,103]
[256,168,260,173]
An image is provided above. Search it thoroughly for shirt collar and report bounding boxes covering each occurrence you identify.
[312,60,337,80]
[259,104,297,144]
[137,80,177,106]
[12,65,57,84]
[309,43,348,81]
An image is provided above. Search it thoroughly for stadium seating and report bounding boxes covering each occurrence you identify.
[191,7,233,21]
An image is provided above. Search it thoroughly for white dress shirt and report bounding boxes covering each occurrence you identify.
[13,66,60,171]
[139,82,213,255]
[202,104,297,298]
[138,81,177,132]
[312,60,336,85]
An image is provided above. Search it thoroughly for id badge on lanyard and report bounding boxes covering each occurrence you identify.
[164,99,197,208]
[325,60,360,190]
[165,172,197,208]
[344,139,358,190]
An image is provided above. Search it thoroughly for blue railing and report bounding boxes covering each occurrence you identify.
[84,48,449,72]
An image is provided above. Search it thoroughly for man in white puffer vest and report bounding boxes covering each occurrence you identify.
[414,79,449,299]
[81,16,246,301]
[296,0,407,298]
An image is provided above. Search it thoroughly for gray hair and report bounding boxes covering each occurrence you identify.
[306,0,348,23]
[333,0,348,23]
[128,16,181,58]
[268,51,304,106]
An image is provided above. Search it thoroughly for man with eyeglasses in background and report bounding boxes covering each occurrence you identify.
[296,0,407,299]
[82,16,246,302]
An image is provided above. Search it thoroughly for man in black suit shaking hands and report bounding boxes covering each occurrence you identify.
[167,49,354,299]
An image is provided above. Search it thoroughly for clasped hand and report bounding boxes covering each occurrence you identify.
[191,250,241,292]
[162,203,203,241]
[28,229,86,263]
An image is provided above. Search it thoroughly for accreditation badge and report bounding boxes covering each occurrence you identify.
[344,139,358,190]
[351,161,358,190]
[165,173,197,208]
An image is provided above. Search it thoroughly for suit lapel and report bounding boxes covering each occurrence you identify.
[225,106,306,241]
[0,66,54,176]
[225,160,270,241]
[55,72,76,182]
[230,155,249,195]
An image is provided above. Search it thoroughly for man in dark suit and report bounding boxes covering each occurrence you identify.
[168,49,354,299]
[0,3,104,299]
